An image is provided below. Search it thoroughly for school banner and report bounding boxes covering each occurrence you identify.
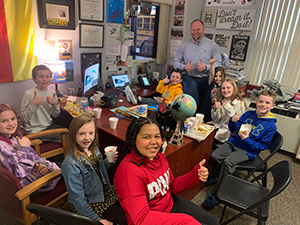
[0,0,37,83]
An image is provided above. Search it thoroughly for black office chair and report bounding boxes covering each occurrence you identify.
[26,204,103,225]
[235,131,283,186]
[215,160,291,225]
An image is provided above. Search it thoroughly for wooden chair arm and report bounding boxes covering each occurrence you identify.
[25,128,69,139]
[15,169,62,201]
[30,139,43,146]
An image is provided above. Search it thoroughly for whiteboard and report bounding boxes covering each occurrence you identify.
[215,9,256,31]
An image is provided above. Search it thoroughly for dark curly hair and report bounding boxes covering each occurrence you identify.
[120,117,164,166]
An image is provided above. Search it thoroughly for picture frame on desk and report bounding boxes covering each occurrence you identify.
[37,0,75,30]
[79,0,104,22]
[80,24,104,48]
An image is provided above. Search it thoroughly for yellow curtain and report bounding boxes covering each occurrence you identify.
[4,0,36,81]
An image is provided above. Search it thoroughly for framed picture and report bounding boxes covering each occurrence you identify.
[37,0,75,30]
[201,9,217,28]
[80,24,104,48]
[79,0,104,22]
[229,34,250,61]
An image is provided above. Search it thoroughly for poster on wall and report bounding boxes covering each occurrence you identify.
[229,34,250,61]
[215,9,256,30]
[106,23,121,39]
[58,40,72,60]
[175,0,185,15]
[107,0,124,23]
[65,62,74,81]
[106,39,121,55]
[214,34,230,48]
[170,40,182,58]
[201,10,217,27]
[205,0,254,7]
[171,27,184,40]
[173,16,184,26]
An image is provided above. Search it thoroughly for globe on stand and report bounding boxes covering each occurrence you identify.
[168,94,197,146]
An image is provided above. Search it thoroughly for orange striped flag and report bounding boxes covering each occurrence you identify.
[0,0,37,83]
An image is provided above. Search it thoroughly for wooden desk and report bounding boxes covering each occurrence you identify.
[96,89,215,200]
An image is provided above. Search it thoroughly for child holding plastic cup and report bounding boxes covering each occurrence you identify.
[211,78,247,143]
[61,114,127,225]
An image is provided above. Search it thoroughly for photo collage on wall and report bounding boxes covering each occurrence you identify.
[169,0,187,68]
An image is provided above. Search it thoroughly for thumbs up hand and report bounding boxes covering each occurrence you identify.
[47,93,58,105]
[184,60,193,72]
[209,57,216,65]
[197,58,207,72]
[213,98,221,109]
[32,91,44,106]
[232,112,239,122]
[163,75,170,84]
[198,159,208,182]
[16,136,31,147]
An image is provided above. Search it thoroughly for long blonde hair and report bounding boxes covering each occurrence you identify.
[67,114,99,162]
[218,79,247,109]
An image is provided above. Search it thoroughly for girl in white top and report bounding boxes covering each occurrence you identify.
[211,78,247,142]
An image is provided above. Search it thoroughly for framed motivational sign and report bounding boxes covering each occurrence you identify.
[215,9,256,31]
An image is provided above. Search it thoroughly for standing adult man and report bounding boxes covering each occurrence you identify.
[173,19,222,113]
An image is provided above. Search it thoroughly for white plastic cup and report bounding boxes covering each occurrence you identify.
[196,113,204,123]
[240,124,251,133]
[104,146,117,163]
[153,72,159,80]
[109,117,119,129]
[93,108,102,119]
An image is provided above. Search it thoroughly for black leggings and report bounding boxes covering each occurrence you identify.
[171,195,219,225]
[101,202,127,225]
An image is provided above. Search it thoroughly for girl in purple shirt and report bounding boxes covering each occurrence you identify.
[0,103,60,193]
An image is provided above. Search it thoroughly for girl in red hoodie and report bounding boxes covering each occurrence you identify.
[114,118,219,225]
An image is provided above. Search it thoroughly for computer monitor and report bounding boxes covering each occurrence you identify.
[112,74,130,89]
[81,53,102,95]
[83,63,99,94]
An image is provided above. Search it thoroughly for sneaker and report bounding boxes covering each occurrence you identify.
[125,86,138,104]
[205,178,216,186]
[202,193,217,210]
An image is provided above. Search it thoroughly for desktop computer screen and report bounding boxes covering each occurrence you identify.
[83,63,99,94]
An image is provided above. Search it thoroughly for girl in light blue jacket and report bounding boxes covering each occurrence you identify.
[61,114,127,225]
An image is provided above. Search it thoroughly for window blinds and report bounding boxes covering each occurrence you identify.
[247,0,300,89]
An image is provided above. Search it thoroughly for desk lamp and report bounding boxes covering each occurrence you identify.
[45,61,66,95]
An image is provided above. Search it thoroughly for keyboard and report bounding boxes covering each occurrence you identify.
[116,86,139,92]
[103,90,119,97]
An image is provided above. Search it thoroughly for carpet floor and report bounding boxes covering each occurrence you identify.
[191,150,300,225]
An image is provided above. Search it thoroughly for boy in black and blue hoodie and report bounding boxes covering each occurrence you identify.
[203,89,277,209]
